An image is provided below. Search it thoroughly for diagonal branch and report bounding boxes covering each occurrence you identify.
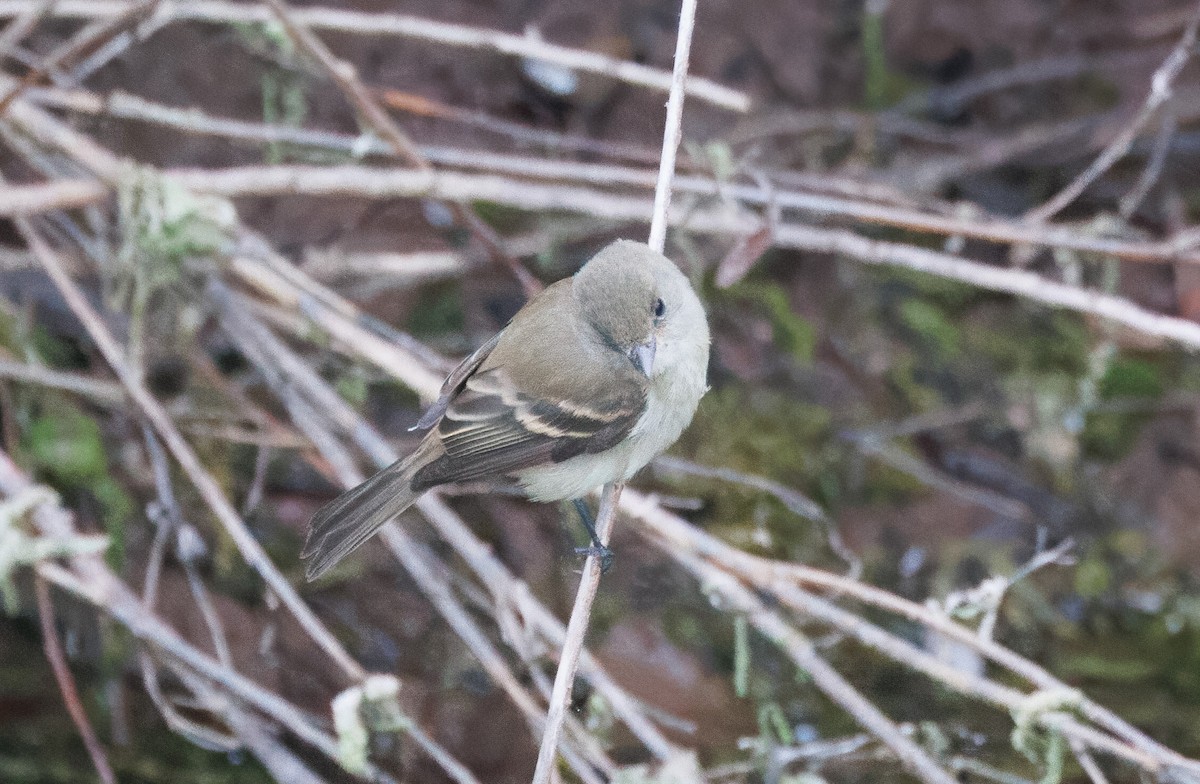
[1025,0,1200,222]
[0,0,751,111]
[12,215,367,682]
[34,575,118,784]
[262,0,540,295]
[532,0,698,781]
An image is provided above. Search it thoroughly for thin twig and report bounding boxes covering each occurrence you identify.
[892,116,1101,194]
[1119,106,1176,219]
[1025,1,1200,222]
[1071,738,1114,784]
[65,4,172,85]
[652,454,861,575]
[372,85,664,165]
[141,427,234,668]
[533,0,697,780]
[263,0,540,295]
[531,481,625,783]
[768,221,1200,352]
[0,178,110,215]
[892,47,1166,119]
[0,0,158,113]
[204,684,330,784]
[0,0,751,111]
[0,357,125,403]
[847,434,1030,520]
[0,450,400,784]
[13,215,367,682]
[645,0,696,253]
[34,576,118,784]
[0,0,57,61]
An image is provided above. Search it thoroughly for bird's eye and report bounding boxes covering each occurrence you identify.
[653,298,666,318]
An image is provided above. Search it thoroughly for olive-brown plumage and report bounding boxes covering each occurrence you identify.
[302,240,709,580]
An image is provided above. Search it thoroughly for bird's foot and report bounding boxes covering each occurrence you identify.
[571,498,614,573]
[574,544,614,574]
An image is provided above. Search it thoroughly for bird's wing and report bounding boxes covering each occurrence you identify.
[410,330,503,431]
[410,360,646,490]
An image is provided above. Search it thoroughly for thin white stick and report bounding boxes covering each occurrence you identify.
[19,159,1200,353]
[1026,0,1200,223]
[152,167,1200,353]
[647,0,697,254]
[13,211,367,685]
[0,0,750,112]
[531,1,699,781]
[530,483,623,784]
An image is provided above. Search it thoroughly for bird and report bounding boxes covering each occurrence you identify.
[302,239,711,581]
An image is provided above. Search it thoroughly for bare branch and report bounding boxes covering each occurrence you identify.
[13,215,367,682]
[34,576,118,784]
[1026,1,1200,222]
[534,0,698,780]
[262,0,540,294]
[0,178,109,216]
[0,0,751,111]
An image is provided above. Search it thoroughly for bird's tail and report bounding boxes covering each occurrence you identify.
[302,456,420,581]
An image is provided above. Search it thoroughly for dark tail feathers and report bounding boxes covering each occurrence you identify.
[302,459,419,580]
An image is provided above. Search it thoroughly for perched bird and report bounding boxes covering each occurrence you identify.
[302,240,710,580]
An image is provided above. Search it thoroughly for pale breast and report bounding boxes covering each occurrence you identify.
[515,341,708,502]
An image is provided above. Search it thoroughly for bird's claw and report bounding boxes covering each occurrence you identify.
[574,544,614,574]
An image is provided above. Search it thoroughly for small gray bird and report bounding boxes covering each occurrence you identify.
[302,240,710,580]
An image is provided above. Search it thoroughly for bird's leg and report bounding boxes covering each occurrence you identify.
[571,498,613,573]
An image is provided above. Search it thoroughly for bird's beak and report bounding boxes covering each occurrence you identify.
[629,338,656,378]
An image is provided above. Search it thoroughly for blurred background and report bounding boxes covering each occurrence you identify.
[3,0,1200,782]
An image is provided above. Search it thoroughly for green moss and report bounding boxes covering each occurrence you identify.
[884,350,942,412]
[860,2,919,110]
[1057,653,1158,682]
[662,608,705,649]
[234,21,308,164]
[679,387,829,486]
[1073,555,1111,599]
[21,400,134,571]
[25,407,107,484]
[963,309,1089,377]
[669,386,853,561]
[898,298,960,357]
[879,265,1090,379]
[29,325,88,370]
[1079,355,1166,459]
[719,281,815,363]
[1098,356,1163,399]
[1072,73,1121,112]
[468,201,534,235]
[335,367,370,409]
[368,378,423,423]
[883,266,979,309]
[406,284,464,338]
